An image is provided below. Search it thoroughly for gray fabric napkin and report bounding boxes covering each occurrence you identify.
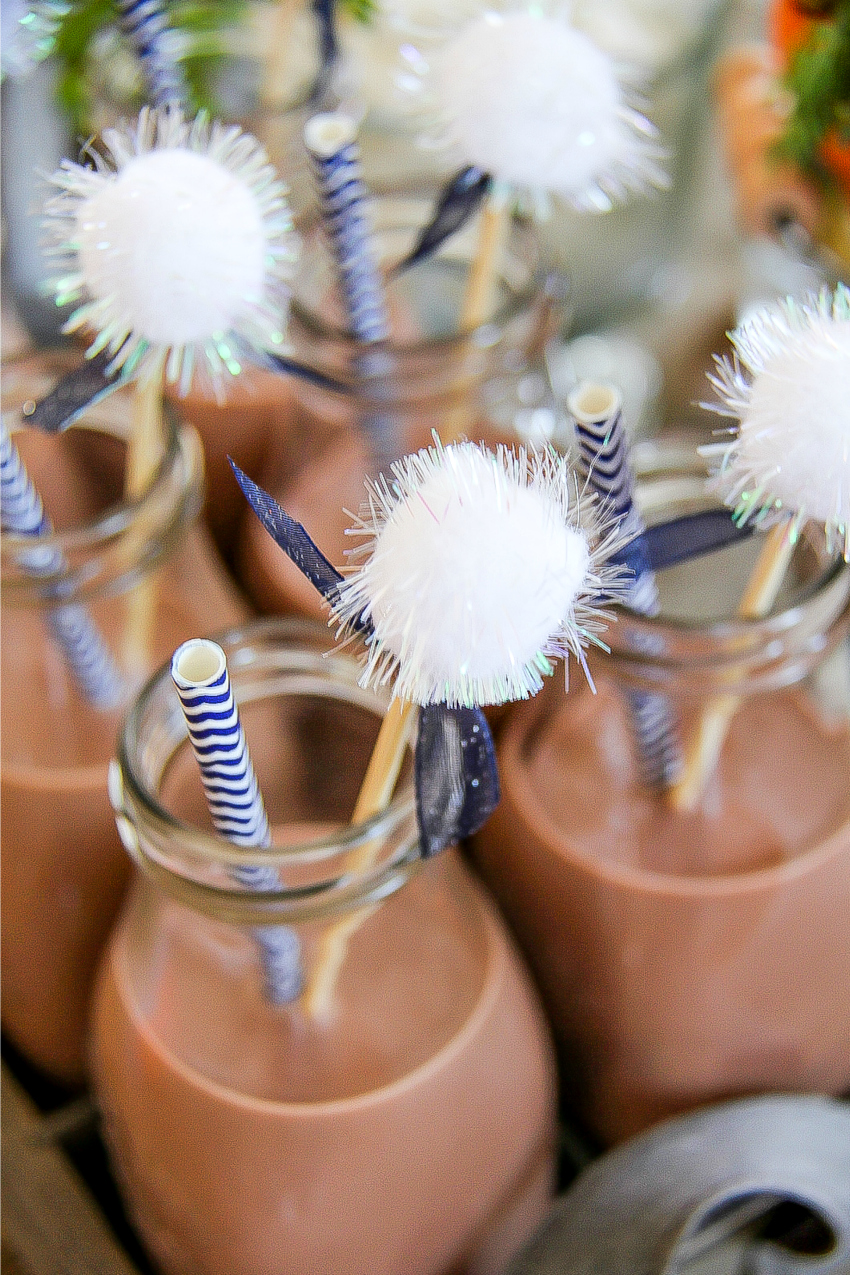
[509,1096,850,1275]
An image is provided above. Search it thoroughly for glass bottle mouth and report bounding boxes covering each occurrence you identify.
[287,189,546,388]
[1,385,202,607]
[112,617,420,926]
[606,441,850,696]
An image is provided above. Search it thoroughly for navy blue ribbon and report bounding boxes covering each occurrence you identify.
[640,508,753,572]
[230,460,500,857]
[25,347,350,436]
[24,351,122,434]
[230,462,758,851]
[392,166,492,276]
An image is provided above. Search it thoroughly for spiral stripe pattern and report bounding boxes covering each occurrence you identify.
[571,394,681,789]
[114,0,186,109]
[1,421,125,710]
[305,125,390,346]
[171,640,302,1003]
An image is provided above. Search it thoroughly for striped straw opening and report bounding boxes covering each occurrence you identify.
[172,638,226,688]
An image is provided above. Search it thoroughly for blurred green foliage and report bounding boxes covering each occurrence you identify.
[775,0,850,177]
[50,0,376,132]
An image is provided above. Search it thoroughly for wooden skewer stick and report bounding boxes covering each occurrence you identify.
[304,697,417,1021]
[122,371,164,676]
[259,0,303,109]
[442,193,511,445]
[305,192,513,1020]
[667,520,795,812]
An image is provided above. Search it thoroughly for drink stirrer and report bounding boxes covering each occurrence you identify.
[41,105,299,670]
[394,5,668,364]
[235,439,627,1019]
[671,285,850,810]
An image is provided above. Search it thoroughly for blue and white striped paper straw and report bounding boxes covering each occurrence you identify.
[1,419,125,710]
[304,112,390,345]
[568,382,682,790]
[114,0,187,109]
[303,112,399,467]
[171,639,302,1004]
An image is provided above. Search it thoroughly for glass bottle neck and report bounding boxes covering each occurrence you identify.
[286,191,547,413]
[112,618,420,926]
[2,384,203,610]
[607,452,850,697]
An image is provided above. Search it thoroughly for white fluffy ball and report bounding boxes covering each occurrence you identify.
[43,108,297,392]
[76,148,268,346]
[705,287,850,548]
[334,442,618,707]
[432,10,660,202]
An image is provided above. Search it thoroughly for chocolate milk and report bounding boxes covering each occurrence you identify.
[1,418,248,1084]
[473,675,850,1144]
[171,367,299,563]
[93,858,555,1275]
[90,662,557,1275]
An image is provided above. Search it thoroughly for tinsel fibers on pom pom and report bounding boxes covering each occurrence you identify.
[702,285,850,558]
[395,4,667,212]
[42,107,299,395]
[332,440,626,707]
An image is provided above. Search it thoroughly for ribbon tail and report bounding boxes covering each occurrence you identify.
[229,461,350,608]
[632,509,755,574]
[415,704,500,858]
[240,343,351,396]
[24,353,122,433]
[392,167,492,276]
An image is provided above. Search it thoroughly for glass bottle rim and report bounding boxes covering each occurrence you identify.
[1,395,203,604]
[289,190,545,357]
[113,617,421,925]
[606,444,850,694]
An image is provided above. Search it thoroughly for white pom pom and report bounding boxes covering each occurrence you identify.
[76,149,268,346]
[702,286,850,554]
[431,10,667,208]
[43,108,298,393]
[332,441,624,706]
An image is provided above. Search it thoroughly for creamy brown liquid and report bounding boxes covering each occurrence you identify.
[91,844,557,1275]
[171,368,300,563]
[472,676,850,1144]
[1,429,248,1084]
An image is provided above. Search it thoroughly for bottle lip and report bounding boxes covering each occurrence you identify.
[605,449,850,692]
[1,391,203,603]
[288,190,545,356]
[113,617,421,924]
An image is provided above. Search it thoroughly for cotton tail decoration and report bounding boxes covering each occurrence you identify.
[1,419,126,710]
[235,439,627,1019]
[670,285,850,811]
[171,639,302,1005]
[43,104,298,671]
[568,381,682,790]
[398,4,667,437]
[43,105,298,400]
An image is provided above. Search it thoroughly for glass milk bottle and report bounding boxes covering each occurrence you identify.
[94,618,557,1275]
[238,192,564,620]
[1,369,247,1084]
[472,443,850,1145]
